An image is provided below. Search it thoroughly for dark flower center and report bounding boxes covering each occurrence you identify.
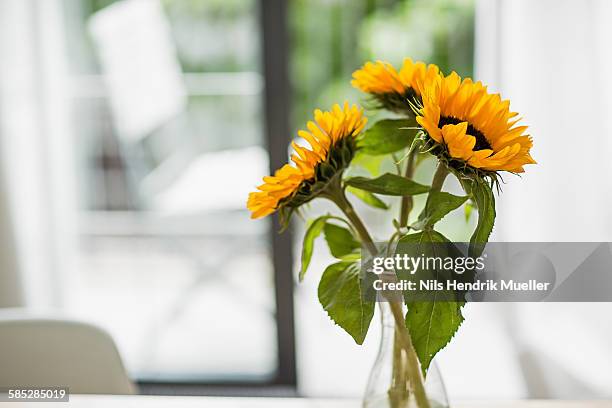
[439,116,492,151]
[375,87,419,115]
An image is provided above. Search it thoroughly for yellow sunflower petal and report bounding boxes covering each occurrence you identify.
[247,103,367,218]
[417,70,535,174]
[441,122,475,161]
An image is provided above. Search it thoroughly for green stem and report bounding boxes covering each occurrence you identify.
[326,184,431,408]
[385,161,451,407]
[327,187,378,255]
[389,328,404,408]
[389,326,409,408]
[431,162,450,193]
[399,150,418,227]
[388,302,430,408]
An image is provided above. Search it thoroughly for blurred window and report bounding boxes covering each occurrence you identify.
[62,0,278,384]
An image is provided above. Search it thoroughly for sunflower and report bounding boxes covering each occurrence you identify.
[416,72,535,176]
[351,58,441,114]
[247,102,367,219]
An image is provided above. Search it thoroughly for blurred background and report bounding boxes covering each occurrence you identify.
[0,0,611,401]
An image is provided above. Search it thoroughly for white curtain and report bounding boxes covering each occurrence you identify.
[475,0,612,398]
[0,0,76,308]
[477,0,612,242]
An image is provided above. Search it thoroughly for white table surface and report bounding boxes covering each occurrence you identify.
[0,395,611,407]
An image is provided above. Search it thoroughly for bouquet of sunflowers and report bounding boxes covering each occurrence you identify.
[248,59,535,408]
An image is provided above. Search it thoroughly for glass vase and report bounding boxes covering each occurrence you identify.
[363,302,450,408]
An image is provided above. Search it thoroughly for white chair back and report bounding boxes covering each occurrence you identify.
[0,310,134,394]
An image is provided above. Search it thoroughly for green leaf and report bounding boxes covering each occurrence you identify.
[345,173,429,196]
[397,230,465,373]
[339,252,361,262]
[358,118,418,155]
[323,223,360,258]
[462,180,496,257]
[299,216,330,282]
[413,191,469,230]
[405,301,464,374]
[347,186,389,210]
[318,262,374,344]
